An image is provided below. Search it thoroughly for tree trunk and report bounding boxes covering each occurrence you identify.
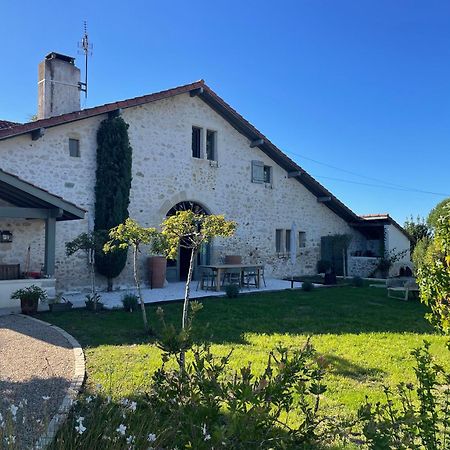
[180,247,197,370]
[89,249,96,295]
[107,278,113,292]
[134,246,149,333]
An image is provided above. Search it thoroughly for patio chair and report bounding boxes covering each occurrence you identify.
[196,267,216,291]
[260,265,266,287]
[221,268,242,288]
[242,266,258,289]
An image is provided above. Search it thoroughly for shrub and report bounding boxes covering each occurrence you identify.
[50,340,330,449]
[317,259,332,274]
[357,341,450,449]
[302,280,314,291]
[225,283,239,298]
[121,293,139,312]
[352,276,364,287]
[11,285,47,302]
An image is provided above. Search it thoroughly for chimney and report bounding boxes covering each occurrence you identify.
[38,52,81,119]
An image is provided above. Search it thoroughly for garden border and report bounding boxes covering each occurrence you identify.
[18,314,85,449]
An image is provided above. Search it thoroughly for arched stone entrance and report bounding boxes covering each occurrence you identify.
[165,201,211,282]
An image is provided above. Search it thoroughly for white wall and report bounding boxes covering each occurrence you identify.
[0,92,364,291]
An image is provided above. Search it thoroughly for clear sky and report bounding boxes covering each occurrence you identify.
[1,0,449,224]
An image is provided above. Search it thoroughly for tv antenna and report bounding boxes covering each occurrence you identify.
[78,21,93,98]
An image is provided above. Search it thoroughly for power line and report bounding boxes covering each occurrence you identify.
[310,174,450,196]
[285,149,427,191]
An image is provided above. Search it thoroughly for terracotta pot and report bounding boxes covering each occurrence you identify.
[224,255,242,265]
[149,256,167,288]
[20,297,39,315]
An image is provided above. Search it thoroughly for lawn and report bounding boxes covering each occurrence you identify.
[41,285,449,419]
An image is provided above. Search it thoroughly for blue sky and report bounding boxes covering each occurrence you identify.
[1,0,449,224]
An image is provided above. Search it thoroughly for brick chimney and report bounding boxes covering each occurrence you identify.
[38,52,81,119]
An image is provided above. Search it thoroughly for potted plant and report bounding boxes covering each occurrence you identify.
[11,285,47,315]
[85,292,103,311]
[48,294,73,312]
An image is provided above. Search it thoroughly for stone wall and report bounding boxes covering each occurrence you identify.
[0,92,365,291]
[348,256,380,277]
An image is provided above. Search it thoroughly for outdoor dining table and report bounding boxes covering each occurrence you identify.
[199,264,263,291]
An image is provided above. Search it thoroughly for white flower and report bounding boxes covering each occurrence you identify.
[75,423,86,435]
[42,396,50,401]
[120,398,129,406]
[10,404,18,420]
[85,395,93,403]
[147,433,157,442]
[128,401,137,412]
[106,396,112,404]
[116,424,127,436]
[204,434,211,441]
[76,416,85,424]
[126,435,135,445]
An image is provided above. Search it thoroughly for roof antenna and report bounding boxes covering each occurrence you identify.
[78,21,93,99]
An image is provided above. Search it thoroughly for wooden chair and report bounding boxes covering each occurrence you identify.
[222,268,242,288]
[196,267,216,291]
[242,266,258,289]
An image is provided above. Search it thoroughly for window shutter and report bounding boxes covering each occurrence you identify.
[252,160,264,183]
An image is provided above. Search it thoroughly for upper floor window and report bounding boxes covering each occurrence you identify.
[206,130,216,161]
[252,160,272,184]
[192,127,202,158]
[69,138,80,157]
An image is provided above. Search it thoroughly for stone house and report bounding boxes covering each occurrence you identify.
[0,52,411,298]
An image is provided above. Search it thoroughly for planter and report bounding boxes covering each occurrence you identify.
[148,256,167,288]
[20,297,39,315]
[85,301,104,311]
[225,255,242,265]
[49,301,73,312]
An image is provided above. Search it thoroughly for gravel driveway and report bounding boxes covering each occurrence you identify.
[0,315,75,449]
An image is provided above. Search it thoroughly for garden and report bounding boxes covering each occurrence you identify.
[34,283,449,449]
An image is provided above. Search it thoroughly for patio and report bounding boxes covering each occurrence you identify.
[61,278,294,310]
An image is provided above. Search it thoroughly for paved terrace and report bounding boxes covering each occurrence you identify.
[0,278,297,315]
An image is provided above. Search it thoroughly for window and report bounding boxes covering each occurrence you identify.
[263,165,272,184]
[69,138,80,157]
[252,160,264,183]
[275,229,283,253]
[192,126,202,158]
[285,229,291,253]
[298,231,306,248]
[252,160,272,184]
[206,130,216,161]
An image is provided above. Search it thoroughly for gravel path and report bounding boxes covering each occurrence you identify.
[0,315,75,449]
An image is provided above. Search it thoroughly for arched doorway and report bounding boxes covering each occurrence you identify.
[166,201,211,281]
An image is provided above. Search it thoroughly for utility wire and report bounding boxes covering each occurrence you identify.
[310,174,450,197]
[285,150,449,196]
[285,149,424,190]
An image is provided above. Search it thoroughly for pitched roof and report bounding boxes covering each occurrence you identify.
[358,213,411,240]
[0,80,363,223]
[0,120,20,130]
[0,169,85,221]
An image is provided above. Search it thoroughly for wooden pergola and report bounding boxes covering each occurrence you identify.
[0,170,85,276]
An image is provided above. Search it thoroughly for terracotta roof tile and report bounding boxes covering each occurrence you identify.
[0,120,20,130]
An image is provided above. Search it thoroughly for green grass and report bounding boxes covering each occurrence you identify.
[40,286,449,418]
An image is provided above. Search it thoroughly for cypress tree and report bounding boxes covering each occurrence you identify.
[94,116,132,290]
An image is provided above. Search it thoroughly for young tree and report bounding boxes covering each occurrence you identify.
[94,116,132,291]
[404,215,431,253]
[161,210,236,368]
[104,219,163,334]
[66,232,101,296]
[417,204,450,334]
[427,198,450,231]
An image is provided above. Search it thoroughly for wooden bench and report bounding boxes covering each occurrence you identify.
[0,264,20,280]
[387,285,419,301]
